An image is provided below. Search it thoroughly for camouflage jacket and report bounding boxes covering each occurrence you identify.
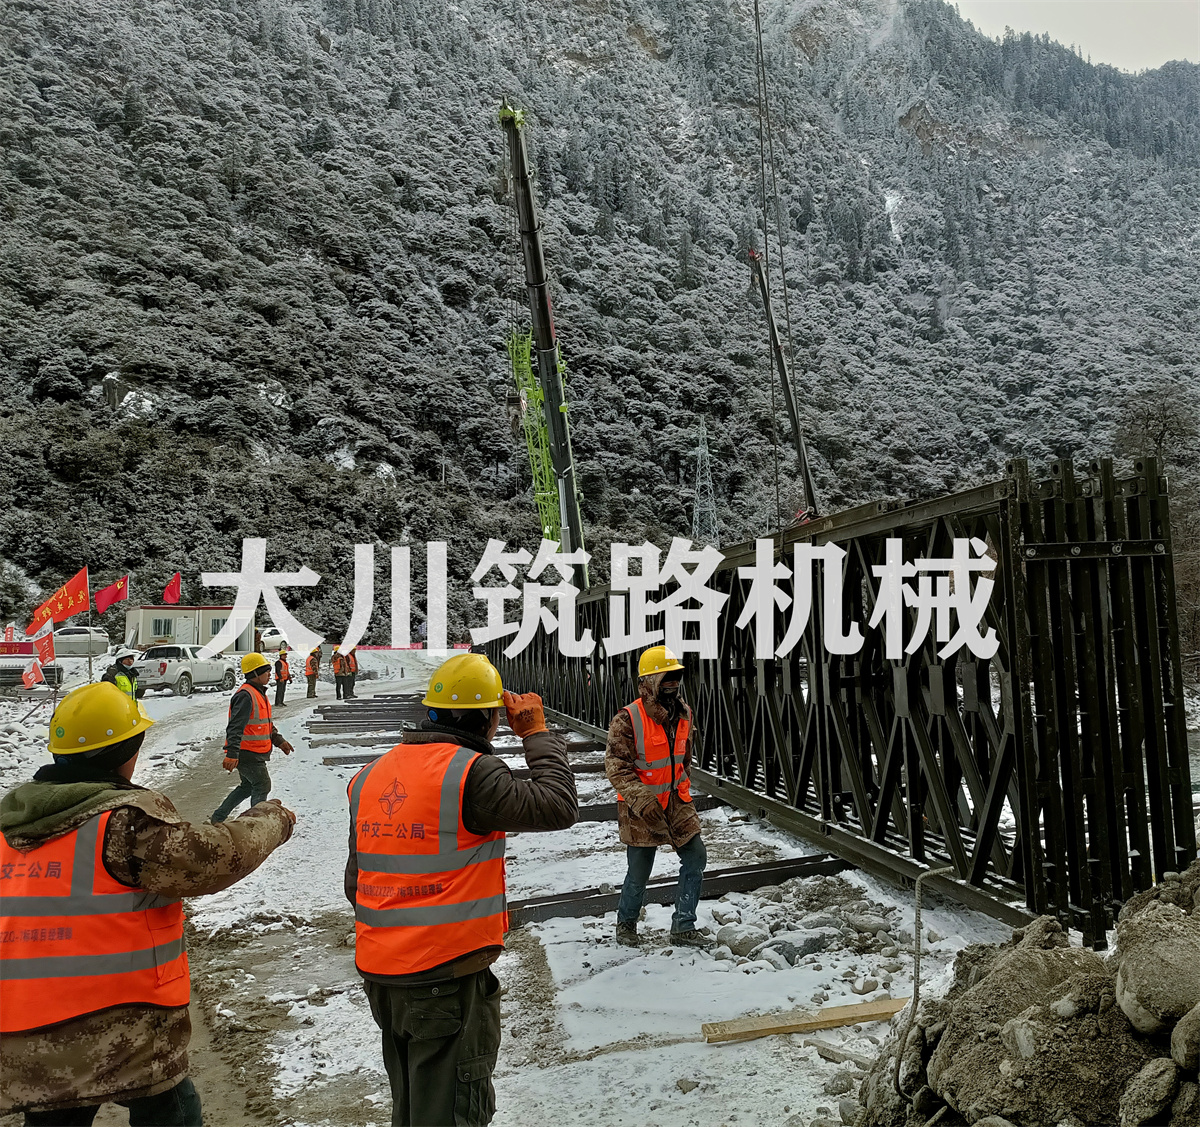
[605,673,702,848]
[0,774,292,1113]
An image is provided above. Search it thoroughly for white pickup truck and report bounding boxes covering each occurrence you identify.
[137,644,237,697]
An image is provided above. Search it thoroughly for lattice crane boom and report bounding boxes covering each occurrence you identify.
[499,100,588,586]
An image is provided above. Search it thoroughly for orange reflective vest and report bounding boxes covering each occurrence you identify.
[229,683,272,755]
[305,653,319,676]
[621,698,692,809]
[0,810,189,1033]
[276,657,291,683]
[349,742,506,976]
[331,653,344,676]
[344,651,358,674]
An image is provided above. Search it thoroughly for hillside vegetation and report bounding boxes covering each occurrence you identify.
[1,0,1197,640]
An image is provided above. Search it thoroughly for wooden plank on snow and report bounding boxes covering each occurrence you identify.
[802,1037,876,1069]
[701,996,908,1044]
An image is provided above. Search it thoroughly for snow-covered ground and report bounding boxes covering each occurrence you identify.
[4,658,1196,1127]
[175,655,1015,1127]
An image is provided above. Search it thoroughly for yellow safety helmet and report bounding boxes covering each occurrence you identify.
[49,682,154,756]
[422,653,504,709]
[241,652,271,675]
[638,645,684,678]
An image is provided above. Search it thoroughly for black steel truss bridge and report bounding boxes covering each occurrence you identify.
[489,458,1196,948]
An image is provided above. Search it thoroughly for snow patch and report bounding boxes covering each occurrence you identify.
[119,389,157,417]
[256,380,287,407]
[885,191,903,242]
[326,446,357,470]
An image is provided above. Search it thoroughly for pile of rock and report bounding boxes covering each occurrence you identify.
[707,879,912,981]
[850,859,1200,1127]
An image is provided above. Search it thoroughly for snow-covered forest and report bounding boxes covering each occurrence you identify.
[1,0,1197,642]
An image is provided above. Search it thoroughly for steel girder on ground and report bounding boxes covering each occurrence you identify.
[490,458,1194,947]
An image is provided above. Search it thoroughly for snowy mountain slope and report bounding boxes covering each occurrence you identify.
[1,0,1197,640]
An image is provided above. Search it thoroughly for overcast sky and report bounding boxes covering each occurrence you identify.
[954,1,1199,71]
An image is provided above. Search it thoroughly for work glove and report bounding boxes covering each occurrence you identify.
[639,798,670,832]
[222,756,239,772]
[278,739,294,755]
[503,691,548,737]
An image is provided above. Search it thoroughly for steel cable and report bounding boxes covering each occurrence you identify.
[752,0,781,532]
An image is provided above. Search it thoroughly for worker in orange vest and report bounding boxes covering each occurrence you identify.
[606,645,708,948]
[211,653,294,823]
[273,643,292,708]
[343,645,359,698]
[345,653,577,1125]
[0,683,295,1123]
[331,648,347,699]
[305,645,321,698]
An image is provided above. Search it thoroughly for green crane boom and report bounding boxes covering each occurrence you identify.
[506,330,560,542]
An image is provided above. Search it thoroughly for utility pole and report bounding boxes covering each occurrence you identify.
[691,420,720,548]
[499,99,589,587]
[748,248,820,521]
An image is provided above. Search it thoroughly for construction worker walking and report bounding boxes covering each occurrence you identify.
[100,648,140,700]
[0,682,296,1124]
[305,645,321,698]
[606,645,709,947]
[345,653,577,1126]
[211,653,294,823]
[274,643,292,708]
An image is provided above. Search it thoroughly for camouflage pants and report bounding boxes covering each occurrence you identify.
[23,1076,201,1125]
[364,968,502,1126]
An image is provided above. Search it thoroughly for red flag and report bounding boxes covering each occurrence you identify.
[163,572,182,605]
[27,566,90,634]
[95,575,130,615]
[22,659,43,688]
[33,630,55,666]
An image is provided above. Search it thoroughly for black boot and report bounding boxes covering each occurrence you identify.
[615,922,639,947]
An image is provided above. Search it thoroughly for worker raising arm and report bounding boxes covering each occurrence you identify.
[0,683,296,1123]
[345,653,577,1126]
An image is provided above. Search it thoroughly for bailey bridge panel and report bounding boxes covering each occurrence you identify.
[489,458,1194,947]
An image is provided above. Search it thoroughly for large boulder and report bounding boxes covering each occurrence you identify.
[1172,1001,1200,1073]
[1170,1081,1199,1127]
[715,922,770,957]
[1119,1058,1179,1127]
[1115,899,1200,1035]
[926,918,1153,1125]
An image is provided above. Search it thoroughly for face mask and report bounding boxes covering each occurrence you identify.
[657,680,681,703]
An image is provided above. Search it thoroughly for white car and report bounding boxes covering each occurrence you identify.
[137,644,237,697]
[258,628,287,651]
[52,626,111,656]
